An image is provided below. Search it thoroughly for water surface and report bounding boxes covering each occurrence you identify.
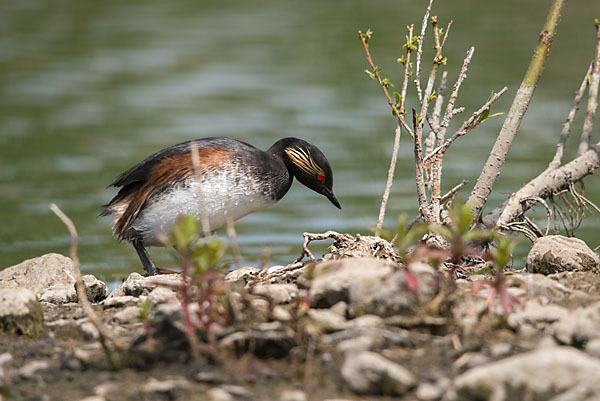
[1,0,599,278]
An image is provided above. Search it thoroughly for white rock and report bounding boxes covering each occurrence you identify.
[336,334,382,355]
[348,314,385,329]
[507,300,568,331]
[444,347,600,401]
[526,235,599,274]
[341,351,416,395]
[585,338,600,359]
[0,288,43,336]
[0,254,75,297]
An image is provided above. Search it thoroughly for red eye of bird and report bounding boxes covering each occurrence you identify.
[317,174,325,182]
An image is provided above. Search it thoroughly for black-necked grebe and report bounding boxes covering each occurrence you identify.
[101,137,340,275]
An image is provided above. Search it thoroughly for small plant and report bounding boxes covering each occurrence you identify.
[169,215,231,358]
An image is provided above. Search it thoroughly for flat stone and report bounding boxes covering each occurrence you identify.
[251,283,298,304]
[107,272,183,298]
[113,306,141,324]
[309,257,434,316]
[336,334,383,355]
[507,301,568,331]
[0,254,75,297]
[279,389,307,401]
[444,347,600,401]
[18,359,51,379]
[0,288,44,337]
[526,235,600,275]
[148,286,179,305]
[341,351,416,396]
[307,309,348,332]
[39,284,77,304]
[101,296,138,308]
[142,377,190,395]
[208,388,234,401]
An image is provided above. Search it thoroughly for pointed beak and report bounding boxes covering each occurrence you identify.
[323,188,341,209]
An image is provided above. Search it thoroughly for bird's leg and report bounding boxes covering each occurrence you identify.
[133,240,158,276]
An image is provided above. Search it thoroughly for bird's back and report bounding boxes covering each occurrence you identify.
[103,137,291,245]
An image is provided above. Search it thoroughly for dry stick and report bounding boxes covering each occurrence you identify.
[428,48,476,220]
[426,71,448,156]
[576,26,600,157]
[373,24,415,235]
[414,0,435,102]
[468,0,567,221]
[50,204,126,365]
[414,17,448,223]
[548,62,592,169]
[440,180,468,205]
[190,142,211,238]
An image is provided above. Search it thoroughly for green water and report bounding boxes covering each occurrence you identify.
[1,0,599,280]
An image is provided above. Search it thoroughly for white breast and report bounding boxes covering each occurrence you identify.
[133,172,276,246]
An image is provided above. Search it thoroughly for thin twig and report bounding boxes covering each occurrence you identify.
[576,26,600,156]
[522,196,553,235]
[358,31,414,137]
[440,180,468,205]
[426,87,508,163]
[50,204,126,366]
[548,62,592,169]
[414,0,434,102]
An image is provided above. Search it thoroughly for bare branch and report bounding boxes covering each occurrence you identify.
[468,0,567,220]
[576,26,600,156]
[548,62,592,169]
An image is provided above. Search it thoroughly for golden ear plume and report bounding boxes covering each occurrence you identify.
[284,147,325,176]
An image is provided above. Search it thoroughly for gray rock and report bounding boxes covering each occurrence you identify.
[417,379,449,401]
[444,347,600,401]
[224,267,260,284]
[251,283,298,304]
[78,321,100,341]
[0,254,75,297]
[142,377,190,396]
[219,385,253,399]
[112,306,141,324]
[39,284,77,304]
[347,314,385,329]
[101,295,138,308]
[0,353,12,367]
[309,257,433,316]
[552,302,600,346]
[271,306,292,321]
[81,275,108,302]
[526,235,599,275]
[341,351,416,396]
[507,301,568,331]
[336,334,383,355]
[307,308,348,332]
[0,288,43,337]
[585,338,600,358]
[107,272,183,298]
[148,286,179,305]
[208,388,234,401]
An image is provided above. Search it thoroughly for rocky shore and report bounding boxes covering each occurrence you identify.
[1,234,600,401]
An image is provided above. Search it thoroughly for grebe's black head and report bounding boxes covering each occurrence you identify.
[276,137,341,209]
